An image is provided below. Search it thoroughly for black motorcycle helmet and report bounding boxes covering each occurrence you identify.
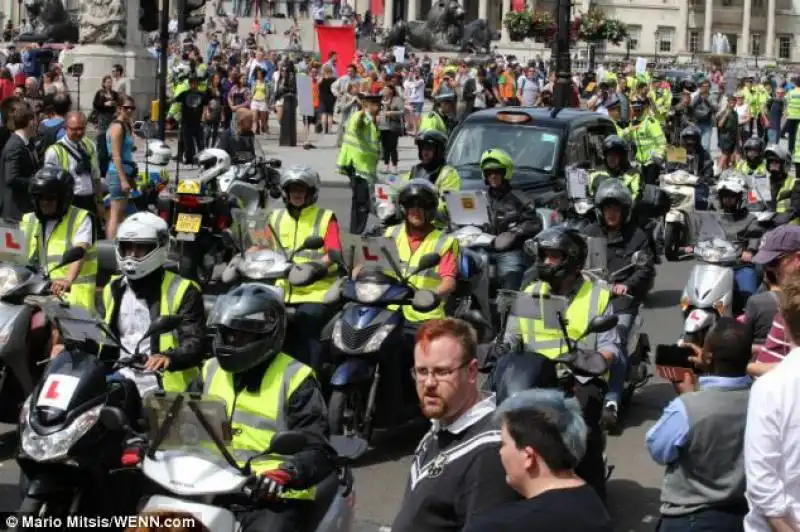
[680,125,701,153]
[415,130,448,165]
[680,77,697,93]
[209,283,287,374]
[743,137,765,167]
[594,179,633,225]
[29,166,74,219]
[397,178,439,223]
[765,144,791,177]
[602,135,629,170]
[526,227,587,287]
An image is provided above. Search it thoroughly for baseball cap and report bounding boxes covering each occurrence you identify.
[753,225,800,264]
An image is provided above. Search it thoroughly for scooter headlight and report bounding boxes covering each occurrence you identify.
[0,266,22,296]
[332,321,394,354]
[354,282,389,304]
[452,226,482,248]
[21,404,103,462]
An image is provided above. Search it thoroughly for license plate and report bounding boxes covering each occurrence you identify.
[176,232,196,241]
[177,180,201,194]
[175,213,202,233]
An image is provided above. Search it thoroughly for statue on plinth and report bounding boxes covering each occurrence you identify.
[78,0,127,45]
[382,0,496,54]
[17,0,79,43]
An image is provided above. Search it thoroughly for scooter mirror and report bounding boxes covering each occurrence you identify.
[144,315,183,339]
[411,253,440,275]
[57,247,87,269]
[461,309,492,331]
[288,262,327,287]
[269,430,310,456]
[299,235,325,252]
[584,314,618,336]
[99,406,127,431]
[322,277,345,305]
[411,290,439,312]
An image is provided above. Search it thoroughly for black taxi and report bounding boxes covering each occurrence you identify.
[445,107,617,202]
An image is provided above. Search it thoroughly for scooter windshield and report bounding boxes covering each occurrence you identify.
[38,298,106,346]
[444,190,491,227]
[498,289,568,332]
[688,210,727,244]
[143,392,232,457]
[230,208,279,252]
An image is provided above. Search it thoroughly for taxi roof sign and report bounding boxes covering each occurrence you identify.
[496,112,532,124]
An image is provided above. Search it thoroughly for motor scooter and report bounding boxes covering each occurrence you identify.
[0,239,87,423]
[17,293,181,517]
[661,169,702,261]
[679,211,741,347]
[136,392,357,532]
[321,241,442,456]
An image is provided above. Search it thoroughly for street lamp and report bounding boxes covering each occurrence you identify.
[553,0,572,108]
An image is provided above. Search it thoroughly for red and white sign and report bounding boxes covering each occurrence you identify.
[36,374,80,410]
[374,184,390,202]
[0,227,26,261]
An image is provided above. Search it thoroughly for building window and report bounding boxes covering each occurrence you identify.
[726,34,738,55]
[627,26,640,50]
[657,27,674,53]
[751,33,762,56]
[722,0,733,5]
[779,36,792,59]
[753,0,764,7]
[689,31,699,53]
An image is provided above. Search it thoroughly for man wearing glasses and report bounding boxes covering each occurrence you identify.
[391,318,519,532]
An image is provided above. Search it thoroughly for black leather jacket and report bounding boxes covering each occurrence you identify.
[585,221,655,301]
[486,186,542,241]
[216,128,256,163]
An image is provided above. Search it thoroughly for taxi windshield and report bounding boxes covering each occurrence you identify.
[447,124,560,175]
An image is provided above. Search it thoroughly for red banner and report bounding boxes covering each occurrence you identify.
[512,0,525,11]
[316,25,356,72]
[371,0,384,17]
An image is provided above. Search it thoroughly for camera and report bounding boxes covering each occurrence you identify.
[68,63,84,77]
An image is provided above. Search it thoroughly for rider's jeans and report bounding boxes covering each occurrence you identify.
[493,249,526,291]
[606,311,634,406]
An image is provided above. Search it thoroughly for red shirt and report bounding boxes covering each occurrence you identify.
[756,312,791,364]
[323,217,342,252]
[406,230,457,279]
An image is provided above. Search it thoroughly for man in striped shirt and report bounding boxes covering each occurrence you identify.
[748,226,800,376]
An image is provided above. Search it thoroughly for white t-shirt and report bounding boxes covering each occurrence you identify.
[517,75,539,106]
[474,79,486,109]
[117,286,161,396]
[43,216,92,249]
[403,78,425,103]
[736,104,750,124]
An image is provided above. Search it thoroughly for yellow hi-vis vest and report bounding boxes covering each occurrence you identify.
[399,165,463,219]
[201,355,316,500]
[102,271,201,392]
[384,224,458,323]
[419,111,447,135]
[788,88,800,120]
[21,206,97,313]
[336,110,380,183]
[518,280,610,380]
[268,206,337,304]
[776,175,796,215]
[47,137,99,176]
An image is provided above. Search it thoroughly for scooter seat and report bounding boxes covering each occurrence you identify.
[301,472,341,531]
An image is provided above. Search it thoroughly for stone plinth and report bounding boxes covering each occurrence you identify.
[59,44,157,120]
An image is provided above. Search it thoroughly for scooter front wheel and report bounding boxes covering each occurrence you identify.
[664,222,683,261]
[328,388,371,442]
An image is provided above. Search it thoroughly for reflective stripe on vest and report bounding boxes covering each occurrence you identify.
[51,137,98,174]
[269,206,336,304]
[777,175,796,213]
[788,89,800,119]
[337,111,379,182]
[384,224,455,322]
[22,206,97,312]
[102,271,201,392]
[202,355,316,500]
[518,280,610,360]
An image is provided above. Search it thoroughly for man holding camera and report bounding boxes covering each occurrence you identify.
[43,111,103,225]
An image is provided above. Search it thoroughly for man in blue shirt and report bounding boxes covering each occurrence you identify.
[645,318,751,532]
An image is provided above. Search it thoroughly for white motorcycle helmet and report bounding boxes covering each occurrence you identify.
[197,148,231,184]
[280,164,321,206]
[145,140,173,166]
[115,212,170,280]
[173,62,191,80]
[715,176,747,211]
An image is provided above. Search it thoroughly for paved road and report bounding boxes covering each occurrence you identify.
[0,131,689,531]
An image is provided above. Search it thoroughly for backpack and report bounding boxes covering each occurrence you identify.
[35,121,65,159]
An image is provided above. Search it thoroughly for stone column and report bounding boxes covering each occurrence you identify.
[765,0,776,57]
[530,0,536,10]
[702,0,713,51]
[478,0,488,20]
[676,0,689,52]
[740,0,751,56]
[384,0,395,30]
[408,0,419,21]
[500,0,511,42]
